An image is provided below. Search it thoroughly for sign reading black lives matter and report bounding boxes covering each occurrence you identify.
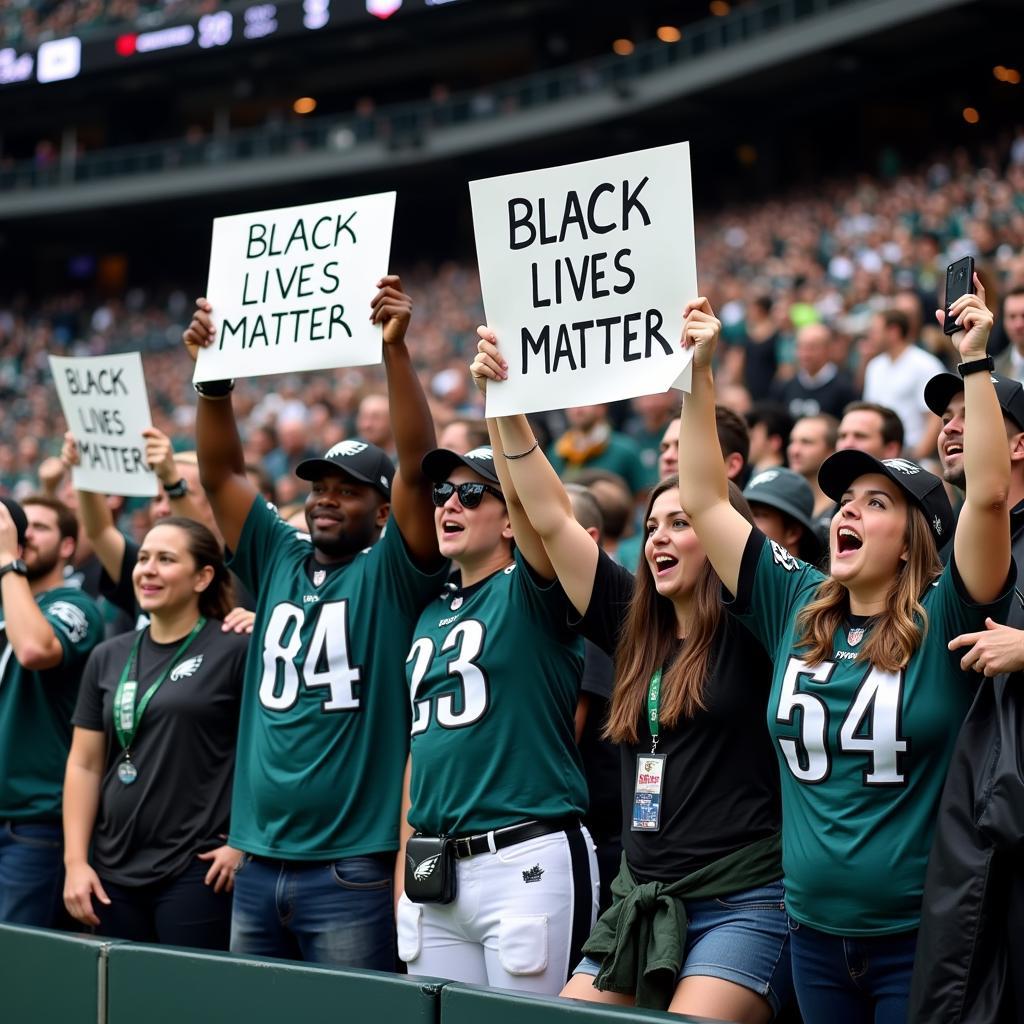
[50,352,158,497]
[194,191,396,383]
[470,143,697,416]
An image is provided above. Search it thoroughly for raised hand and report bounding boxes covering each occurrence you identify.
[142,427,178,485]
[471,326,508,395]
[370,275,413,346]
[679,297,722,370]
[937,275,993,361]
[182,298,215,362]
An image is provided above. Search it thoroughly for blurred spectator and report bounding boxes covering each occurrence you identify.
[548,405,646,496]
[436,418,489,454]
[994,286,1024,381]
[773,323,857,421]
[787,413,838,519]
[355,393,394,457]
[746,401,793,474]
[625,391,679,491]
[836,401,905,460]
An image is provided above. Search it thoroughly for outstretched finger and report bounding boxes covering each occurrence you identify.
[948,630,983,651]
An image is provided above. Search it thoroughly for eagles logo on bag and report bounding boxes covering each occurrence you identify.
[411,853,441,880]
[404,836,457,903]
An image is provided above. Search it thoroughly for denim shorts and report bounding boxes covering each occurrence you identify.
[574,880,792,1015]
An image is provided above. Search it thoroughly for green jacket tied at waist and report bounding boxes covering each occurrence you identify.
[582,832,783,1010]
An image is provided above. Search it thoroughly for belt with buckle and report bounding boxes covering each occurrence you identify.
[451,817,580,860]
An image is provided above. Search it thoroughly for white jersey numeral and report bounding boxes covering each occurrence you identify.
[406,619,489,734]
[258,600,361,713]
[776,657,908,786]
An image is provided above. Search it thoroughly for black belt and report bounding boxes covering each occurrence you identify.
[450,817,580,860]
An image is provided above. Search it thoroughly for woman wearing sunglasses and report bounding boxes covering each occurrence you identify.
[397,444,597,994]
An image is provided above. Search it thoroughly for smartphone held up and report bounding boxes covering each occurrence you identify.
[943,256,976,336]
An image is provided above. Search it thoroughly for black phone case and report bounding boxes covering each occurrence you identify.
[944,257,975,335]
[404,835,458,904]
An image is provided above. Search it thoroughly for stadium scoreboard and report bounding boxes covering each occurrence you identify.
[0,0,465,89]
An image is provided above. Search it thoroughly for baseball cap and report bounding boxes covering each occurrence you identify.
[421,445,500,485]
[0,497,28,550]
[295,440,394,498]
[818,451,954,546]
[924,371,1024,430]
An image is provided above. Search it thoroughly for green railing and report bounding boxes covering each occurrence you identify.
[0,922,716,1024]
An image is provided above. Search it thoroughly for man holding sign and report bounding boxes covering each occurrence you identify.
[182,273,447,968]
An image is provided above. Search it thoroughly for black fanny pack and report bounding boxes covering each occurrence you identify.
[404,835,458,904]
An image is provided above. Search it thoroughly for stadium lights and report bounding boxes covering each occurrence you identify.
[993,66,1021,84]
[962,107,980,124]
[293,96,317,114]
[612,38,634,56]
[710,1,731,15]
[657,26,682,43]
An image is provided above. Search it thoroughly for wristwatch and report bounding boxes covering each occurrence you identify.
[163,478,189,499]
[0,559,28,580]
[958,355,994,377]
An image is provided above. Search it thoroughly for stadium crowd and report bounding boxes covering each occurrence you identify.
[2,136,1024,1024]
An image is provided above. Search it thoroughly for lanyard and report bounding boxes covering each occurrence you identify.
[647,668,662,753]
[113,617,206,755]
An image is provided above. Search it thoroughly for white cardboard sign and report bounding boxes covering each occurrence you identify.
[49,352,158,497]
[194,191,397,382]
[470,142,696,416]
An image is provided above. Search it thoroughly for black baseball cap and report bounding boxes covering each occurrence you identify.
[818,451,954,546]
[0,497,28,550]
[422,445,500,485]
[924,370,1024,430]
[296,440,394,498]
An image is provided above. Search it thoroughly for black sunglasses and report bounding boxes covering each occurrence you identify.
[431,480,505,509]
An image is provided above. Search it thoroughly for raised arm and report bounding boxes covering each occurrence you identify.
[183,299,258,553]
[471,328,555,580]
[471,334,597,616]
[373,276,442,569]
[949,279,1010,603]
[676,298,753,597]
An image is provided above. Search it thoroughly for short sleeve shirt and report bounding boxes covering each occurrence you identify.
[0,587,104,820]
[731,530,1015,935]
[227,497,449,860]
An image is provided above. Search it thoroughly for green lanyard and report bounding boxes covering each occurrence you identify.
[114,617,206,756]
[647,668,662,753]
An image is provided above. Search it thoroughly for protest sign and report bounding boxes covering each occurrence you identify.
[49,352,158,497]
[194,191,397,383]
[470,142,697,416]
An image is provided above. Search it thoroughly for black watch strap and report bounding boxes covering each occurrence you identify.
[163,478,189,499]
[0,559,28,580]
[194,378,235,398]
[958,356,995,377]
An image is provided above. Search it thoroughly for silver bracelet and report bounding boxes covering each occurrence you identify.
[504,440,540,460]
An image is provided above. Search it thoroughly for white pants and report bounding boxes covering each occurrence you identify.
[398,826,599,994]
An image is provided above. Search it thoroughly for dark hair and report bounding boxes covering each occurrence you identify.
[245,462,277,504]
[565,483,605,542]
[605,477,755,743]
[796,413,840,450]
[881,309,911,340]
[841,401,905,450]
[21,494,78,547]
[746,401,794,448]
[1005,285,1024,303]
[448,419,490,450]
[568,468,632,539]
[715,405,750,465]
[145,516,235,620]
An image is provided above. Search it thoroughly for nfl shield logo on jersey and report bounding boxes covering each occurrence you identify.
[847,627,864,647]
[313,569,326,587]
[451,596,463,610]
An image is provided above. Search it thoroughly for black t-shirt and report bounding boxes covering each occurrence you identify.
[72,619,248,886]
[100,536,256,620]
[578,640,622,839]
[773,370,858,421]
[574,548,781,881]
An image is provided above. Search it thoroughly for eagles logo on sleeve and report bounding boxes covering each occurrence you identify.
[47,601,90,644]
[768,539,801,573]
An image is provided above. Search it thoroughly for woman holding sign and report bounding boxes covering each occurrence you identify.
[62,518,248,948]
[470,336,789,1023]
[397,442,598,994]
[668,285,1011,1022]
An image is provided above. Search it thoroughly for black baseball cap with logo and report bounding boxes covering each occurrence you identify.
[923,370,1024,430]
[0,496,28,549]
[421,446,501,486]
[296,440,395,498]
[818,451,954,546]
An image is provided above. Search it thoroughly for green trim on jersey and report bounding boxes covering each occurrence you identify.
[0,587,104,820]
[734,533,1014,936]
[407,549,586,835]
[228,499,449,859]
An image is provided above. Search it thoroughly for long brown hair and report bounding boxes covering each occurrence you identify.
[605,477,754,744]
[145,517,235,620]
[795,502,941,671]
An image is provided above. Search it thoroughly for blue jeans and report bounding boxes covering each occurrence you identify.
[230,852,395,968]
[788,917,917,1024]
[0,820,64,927]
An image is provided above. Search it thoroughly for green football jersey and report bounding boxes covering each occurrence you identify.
[733,532,1013,936]
[0,587,104,820]
[406,550,587,835]
[228,498,449,859]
